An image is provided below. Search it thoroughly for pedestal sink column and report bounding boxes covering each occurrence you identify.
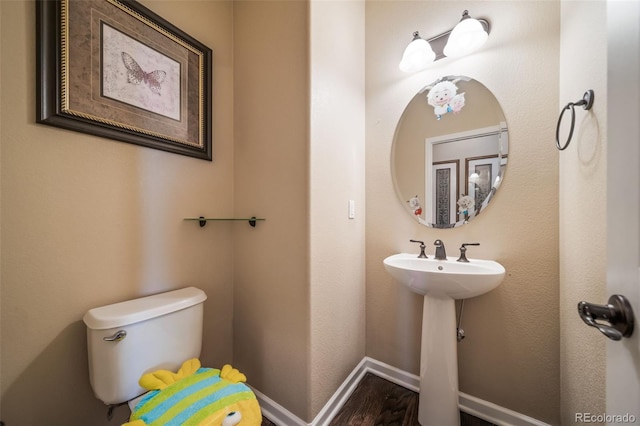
[419,295,459,426]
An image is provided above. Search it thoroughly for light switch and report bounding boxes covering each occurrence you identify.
[348,200,356,219]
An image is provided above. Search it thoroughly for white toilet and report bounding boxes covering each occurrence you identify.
[83,286,208,407]
[83,286,262,426]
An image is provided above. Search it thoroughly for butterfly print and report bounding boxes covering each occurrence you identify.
[121,52,167,95]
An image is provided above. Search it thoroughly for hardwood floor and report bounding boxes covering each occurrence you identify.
[329,372,418,425]
[262,416,277,426]
[261,373,496,425]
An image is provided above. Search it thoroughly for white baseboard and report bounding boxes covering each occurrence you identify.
[250,387,308,426]
[310,357,371,425]
[251,356,550,426]
[458,392,551,426]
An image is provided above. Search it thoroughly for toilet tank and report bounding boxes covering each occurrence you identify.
[83,287,207,405]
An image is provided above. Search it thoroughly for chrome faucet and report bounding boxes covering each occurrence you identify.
[433,239,447,260]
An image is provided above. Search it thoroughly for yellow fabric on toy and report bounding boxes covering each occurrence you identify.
[122,359,261,426]
[123,421,145,426]
[220,364,246,384]
[139,358,202,391]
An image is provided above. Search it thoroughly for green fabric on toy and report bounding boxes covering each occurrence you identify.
[122,359,261,426]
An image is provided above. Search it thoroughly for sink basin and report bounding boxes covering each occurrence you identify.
[383,253,505,299]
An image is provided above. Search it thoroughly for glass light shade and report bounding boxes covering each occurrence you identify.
[443,17,489,58]
[399,36,436,73]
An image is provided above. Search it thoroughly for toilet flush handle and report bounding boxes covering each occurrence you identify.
[103,330,127,342]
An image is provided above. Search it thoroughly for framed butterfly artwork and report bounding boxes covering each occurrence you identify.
[36,0,213,160]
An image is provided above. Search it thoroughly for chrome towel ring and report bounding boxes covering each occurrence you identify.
[555,89,595,151]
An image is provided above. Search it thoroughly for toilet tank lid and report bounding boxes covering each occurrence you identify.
[83,287,207,330]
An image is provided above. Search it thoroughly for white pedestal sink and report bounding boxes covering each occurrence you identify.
[383,253,505,426]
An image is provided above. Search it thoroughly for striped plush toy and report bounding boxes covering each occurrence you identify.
[123,359,261,426]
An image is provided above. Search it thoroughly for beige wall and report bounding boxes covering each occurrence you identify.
[232,0,312,420]
[559,1,607,423]
[309,0,366,418]
[0,1,235,424]
[365,1,561,423]
[233,1,367,421]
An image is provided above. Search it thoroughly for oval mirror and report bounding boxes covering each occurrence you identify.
[391,76,508,228]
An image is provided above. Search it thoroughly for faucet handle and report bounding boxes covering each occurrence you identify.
[457,243,480,262]
[409,239,428,258]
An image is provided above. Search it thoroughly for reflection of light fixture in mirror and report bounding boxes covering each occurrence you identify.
[443,10,489,58]
[494,175,502,188]
[399,31,436,73]
[399,11,490,73]
[468,172,480,183]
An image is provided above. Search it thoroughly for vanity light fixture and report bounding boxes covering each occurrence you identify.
[399,10,490,73]
[398,31,436,73]
[444,10,490,58]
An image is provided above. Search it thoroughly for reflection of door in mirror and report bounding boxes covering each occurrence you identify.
[432,160,459,227]
[425,124,508,226]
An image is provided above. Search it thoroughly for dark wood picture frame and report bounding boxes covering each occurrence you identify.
[36,0,213,160]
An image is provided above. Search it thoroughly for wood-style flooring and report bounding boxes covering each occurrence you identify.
[261,373,495,426]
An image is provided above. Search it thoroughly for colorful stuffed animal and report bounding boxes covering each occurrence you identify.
[408,195,423,216]
[426,80,466,120]
[122,359,262,426]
